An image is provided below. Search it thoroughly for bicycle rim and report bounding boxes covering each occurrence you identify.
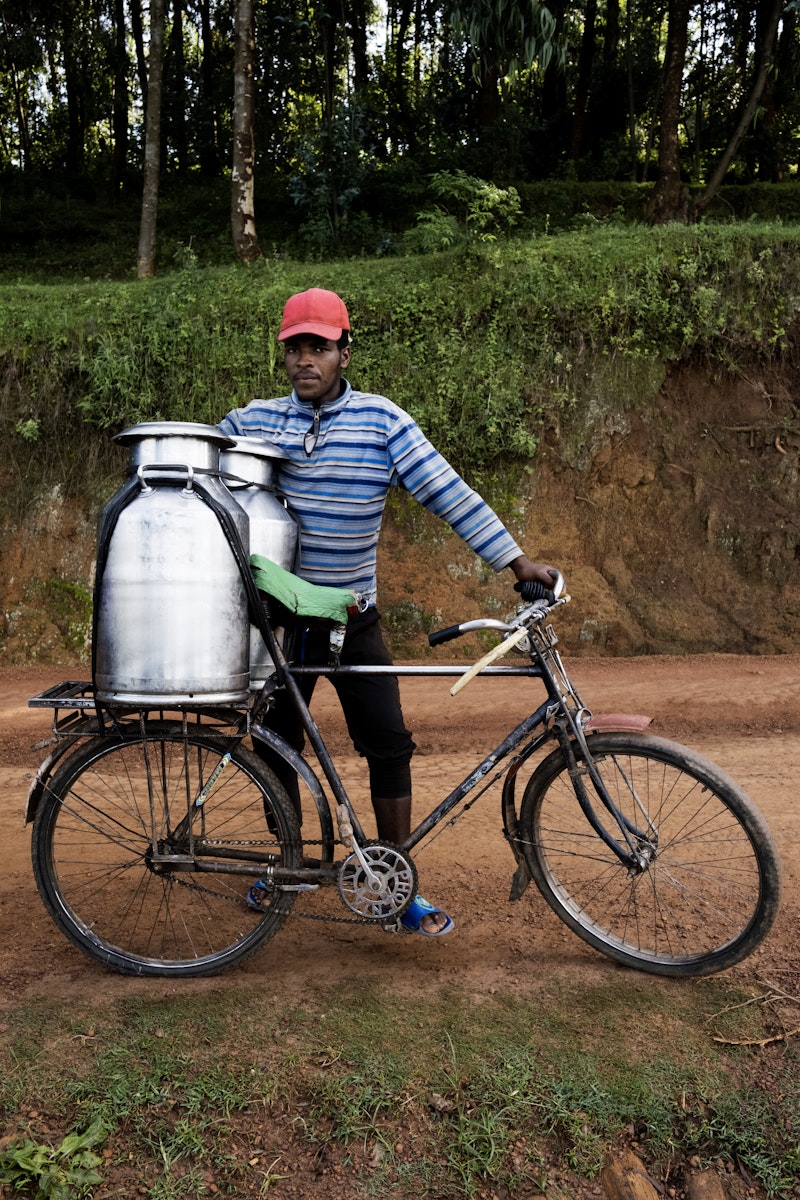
[519,732,781,977]
[32,724,303,978]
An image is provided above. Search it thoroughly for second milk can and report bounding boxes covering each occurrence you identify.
[220,436,298,689]
[93,422,252,705]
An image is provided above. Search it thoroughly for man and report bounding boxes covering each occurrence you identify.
[220,288,559,936]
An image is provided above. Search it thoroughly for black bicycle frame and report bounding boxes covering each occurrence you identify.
[247,618,645,871]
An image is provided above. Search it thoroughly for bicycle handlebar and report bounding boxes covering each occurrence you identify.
[427,571,566,649]
[429,624,466,647]
[514,572,562,605]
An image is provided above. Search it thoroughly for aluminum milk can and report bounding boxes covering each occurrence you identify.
[219,437,298,689]
[93,422,251,705]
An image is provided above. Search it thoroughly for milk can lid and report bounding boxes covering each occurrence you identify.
[219,436,288,462]
[113,421,236,447]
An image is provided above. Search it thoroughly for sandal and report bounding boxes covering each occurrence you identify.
[400,894,454,937]
[246,880,270,911]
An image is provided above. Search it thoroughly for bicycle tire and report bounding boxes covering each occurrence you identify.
[518,732,781,977]
[32,723,303,978]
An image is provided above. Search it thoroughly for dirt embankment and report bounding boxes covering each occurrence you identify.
[2,353,799,665]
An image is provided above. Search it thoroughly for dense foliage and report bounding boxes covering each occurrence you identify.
[3,223,799,508]
[1,1,798,261]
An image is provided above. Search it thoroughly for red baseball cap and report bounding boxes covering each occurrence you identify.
[278,288,350,342]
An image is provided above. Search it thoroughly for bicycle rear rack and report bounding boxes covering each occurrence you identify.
[28,681,250,741]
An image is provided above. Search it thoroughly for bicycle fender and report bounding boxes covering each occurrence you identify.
[584,713,653,733]
[25,741,81,825]
[250,721,335,857]
[509,860,533,901]
[501,756,537,902]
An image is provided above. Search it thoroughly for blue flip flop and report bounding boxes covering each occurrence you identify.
[400,895,454,937]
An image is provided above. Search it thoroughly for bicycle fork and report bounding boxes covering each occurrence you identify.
[556,720,659,873]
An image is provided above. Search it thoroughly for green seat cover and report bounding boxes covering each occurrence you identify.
[250,554,356,624]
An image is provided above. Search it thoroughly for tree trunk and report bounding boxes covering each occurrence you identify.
[0,6,31,171]
[62,4,86,176]
[348,0,370,95]
[198,0,220,176]
[567,0,597,162]
[693,0,783,218]
[231,0,262,264]
[772,3,797,179]
[137,0,166,278]
[167,0,188,174]
[392,0,413,149]
[130,0,149,118]
[110,0,129,196]
[320,6,337,125]
[540,0,568,154]
[646,0,691,224]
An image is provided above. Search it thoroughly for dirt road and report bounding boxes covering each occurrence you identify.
[2,654,799,1009]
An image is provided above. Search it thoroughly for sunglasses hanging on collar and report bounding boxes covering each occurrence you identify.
[304,408,321,457]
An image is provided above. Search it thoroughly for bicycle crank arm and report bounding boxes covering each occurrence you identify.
[336,804,384,890]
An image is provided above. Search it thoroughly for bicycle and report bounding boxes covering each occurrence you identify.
[26,572,781,980]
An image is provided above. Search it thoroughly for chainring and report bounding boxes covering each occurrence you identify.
[337,842,418,922]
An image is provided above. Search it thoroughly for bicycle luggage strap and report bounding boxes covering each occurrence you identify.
[250,554,362,623]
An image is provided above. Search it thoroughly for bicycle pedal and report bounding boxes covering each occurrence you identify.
[278,883,320,892]
[380,919,411,935]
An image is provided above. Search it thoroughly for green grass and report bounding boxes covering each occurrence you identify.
[1,977,798,1198]
[2,221,800,517]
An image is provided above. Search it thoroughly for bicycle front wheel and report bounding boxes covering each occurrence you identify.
[519,732,781,977]
[32,723,303,978]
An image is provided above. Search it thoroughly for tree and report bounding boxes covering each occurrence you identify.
[449,0,561,79]
[164,0,188,174]
[110,0,129,195]
[646,0,691,223]
[231,0,261,262]
[692,0,784,214]
[648,0,786,223]
[449,0,562,168]
[197,0,220,176]
[137,0,166,278]
[567,0,597,163]
[1,0,799,252]
[0,0,42,170]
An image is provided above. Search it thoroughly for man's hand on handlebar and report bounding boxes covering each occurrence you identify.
[507,555,563,602]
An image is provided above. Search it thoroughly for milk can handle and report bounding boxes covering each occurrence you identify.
[136,463,195,494]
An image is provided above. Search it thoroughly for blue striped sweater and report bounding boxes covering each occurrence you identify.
[219,383,522,604]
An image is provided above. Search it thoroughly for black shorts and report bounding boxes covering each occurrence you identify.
[258,608,415,800]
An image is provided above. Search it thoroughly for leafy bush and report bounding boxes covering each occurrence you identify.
[1,223,799,505]
[407,170,522,251]
[0,1120,106,1199]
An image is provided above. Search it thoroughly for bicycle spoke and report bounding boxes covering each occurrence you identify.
[521,733,780,976]
[32,726,302,977]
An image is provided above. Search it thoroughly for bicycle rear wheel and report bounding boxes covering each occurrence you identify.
[519,732,781,977]
[32,723,303,977]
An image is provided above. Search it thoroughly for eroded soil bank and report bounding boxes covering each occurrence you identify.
[2,351,800,667]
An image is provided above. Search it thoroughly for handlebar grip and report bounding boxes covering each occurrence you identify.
[514,578,556,605]
[428,624,464,647]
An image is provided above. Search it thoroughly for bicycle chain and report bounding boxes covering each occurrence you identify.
[167,803,490,929]
[171,866,387,927]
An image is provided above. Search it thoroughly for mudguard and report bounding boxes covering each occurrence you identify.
[250,722,336,861]
[25,742,78,825]
[505,712,653,900]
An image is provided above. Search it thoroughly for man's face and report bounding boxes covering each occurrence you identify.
[283,335,351,406]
